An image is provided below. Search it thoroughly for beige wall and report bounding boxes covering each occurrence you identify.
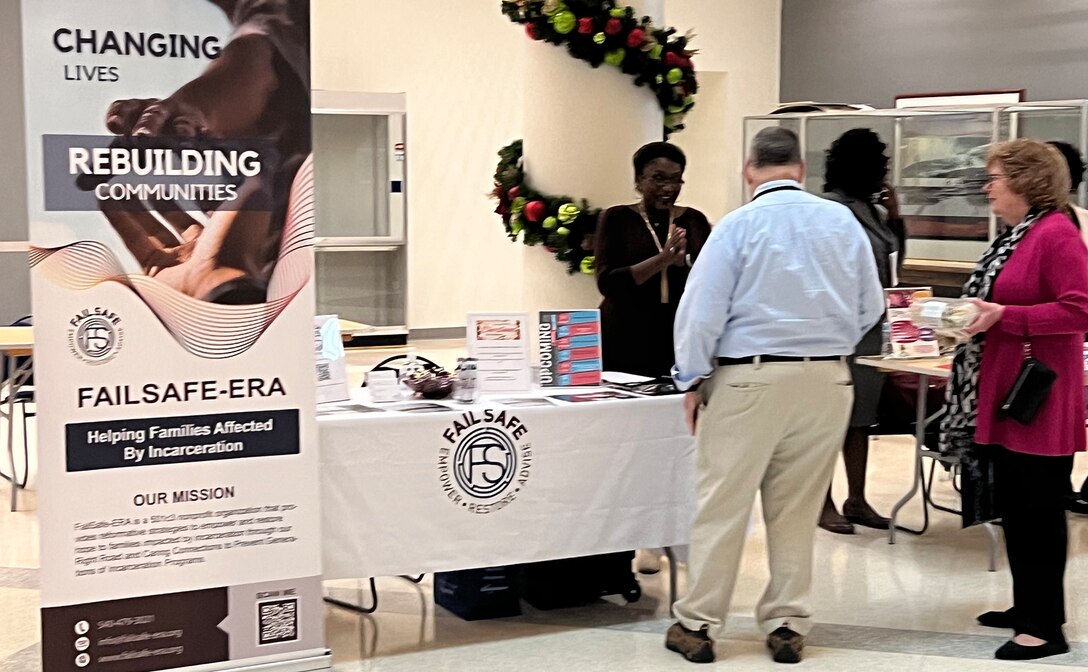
[666,0,782,217]
[312,0,781,330]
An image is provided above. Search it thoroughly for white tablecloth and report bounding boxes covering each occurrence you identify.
[318,390,694,580]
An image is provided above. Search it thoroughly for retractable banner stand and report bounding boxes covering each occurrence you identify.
[22,2,327,671]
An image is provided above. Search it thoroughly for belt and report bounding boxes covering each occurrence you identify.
[717,355,844,366]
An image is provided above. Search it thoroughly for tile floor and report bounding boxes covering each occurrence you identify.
[5,343,1088,670]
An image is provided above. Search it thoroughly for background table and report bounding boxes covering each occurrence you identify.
[857,355,1004,572]
[0,326,33,512]
[318,390,694,582]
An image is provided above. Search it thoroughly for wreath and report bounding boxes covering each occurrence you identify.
[493,1,697,273]
[500,0,698,134]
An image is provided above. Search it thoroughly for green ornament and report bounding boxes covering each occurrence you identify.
[552,10,576,34]
[668,104,685,113]
[511,218,523,235]
[604,48,625,67]
[609,7,626,18]
[593,31,606,45]
[556,226,571,237]
[655,74,664,84]
[666,67,683,84]
[557,203,581,222]
[542,216,558,230]
[649,44,663,60]
[580,256,596,274]
[664,114,681,129]
[684,94,695,106]
[511,196,527,215]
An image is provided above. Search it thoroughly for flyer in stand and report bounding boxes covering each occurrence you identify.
[314,315,350,404]
[538,310,603,387]
[884,287,940,358]
[467,313,532,392]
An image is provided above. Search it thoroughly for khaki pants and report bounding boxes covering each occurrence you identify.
[674,360,853,639]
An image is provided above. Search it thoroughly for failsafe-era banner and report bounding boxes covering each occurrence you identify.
[22,2,326,671]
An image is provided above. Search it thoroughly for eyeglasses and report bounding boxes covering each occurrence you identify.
[643,174,685,186]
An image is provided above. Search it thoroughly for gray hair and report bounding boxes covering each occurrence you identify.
[749,127,802,168]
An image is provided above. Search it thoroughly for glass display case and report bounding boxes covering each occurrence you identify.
[312,91,408,342]
[743,101,1088,265]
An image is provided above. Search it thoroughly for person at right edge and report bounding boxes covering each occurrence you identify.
[942,139,1088,661]
[665,127,883,664]
[819,128,905,534]
[1045,140,1088,515]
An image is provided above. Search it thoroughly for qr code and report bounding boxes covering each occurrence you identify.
[258,598,298,645]
[316,362,331,382]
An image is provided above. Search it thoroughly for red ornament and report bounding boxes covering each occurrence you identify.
[664,51,682,67]
[544,245,557,253]
[526,23,541,40]
[577,17,594,34]
[605,18,622,35]
[681,57,694,70]
[626,28,645,48]
[508,186,520,199]
[524,200,546,223]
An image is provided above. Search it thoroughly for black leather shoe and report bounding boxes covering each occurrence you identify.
[842,499,891,530]
[818,513,855,535]
[666,622,714,663]
[1068,496,1088,515]
[977,609,1015,629]
[767,626,804,664]
[995,638,1069,660]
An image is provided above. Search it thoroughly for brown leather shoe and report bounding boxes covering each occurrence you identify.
[767,626,804,664]
[665,622,714,663]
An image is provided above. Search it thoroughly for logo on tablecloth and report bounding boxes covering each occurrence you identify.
[67,307,124,364]
[439,409,532,514]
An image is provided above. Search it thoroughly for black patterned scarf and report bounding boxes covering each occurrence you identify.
[939,209,1043,456]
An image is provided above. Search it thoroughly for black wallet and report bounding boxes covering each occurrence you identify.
[999,356,1056,425]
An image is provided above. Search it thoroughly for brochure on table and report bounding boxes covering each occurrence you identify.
[467,313,532,392]
[538,310,603,387]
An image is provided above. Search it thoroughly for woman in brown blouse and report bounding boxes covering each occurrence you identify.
[594,142,712,379]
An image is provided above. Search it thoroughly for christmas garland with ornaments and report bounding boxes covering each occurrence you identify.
[494,0,698,273]
[492,140,600,274]
[500,0,698,133]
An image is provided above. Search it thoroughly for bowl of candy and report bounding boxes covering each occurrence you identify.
[403,366,455,399]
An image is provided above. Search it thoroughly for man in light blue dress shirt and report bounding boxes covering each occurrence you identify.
[664,127,884,664]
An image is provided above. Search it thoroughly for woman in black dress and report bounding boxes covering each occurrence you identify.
[818,129,905,534]
[594,142,711,379]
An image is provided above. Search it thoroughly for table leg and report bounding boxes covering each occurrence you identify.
[7,354,18,513]
[983,522,1000,572]
[663,546,678,615]
[324,577,379,614]
[888,373,928,544]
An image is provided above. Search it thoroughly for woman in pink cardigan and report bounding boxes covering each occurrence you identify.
[942,139,1088,661]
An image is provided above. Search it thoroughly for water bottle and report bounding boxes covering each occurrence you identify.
[881,321,892,356]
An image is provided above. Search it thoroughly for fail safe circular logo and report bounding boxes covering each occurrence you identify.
[439,409,532,515]
[67,307,124,365]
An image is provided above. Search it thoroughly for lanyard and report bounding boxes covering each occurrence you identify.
[751,184,801,201]
[637,203,676,304]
